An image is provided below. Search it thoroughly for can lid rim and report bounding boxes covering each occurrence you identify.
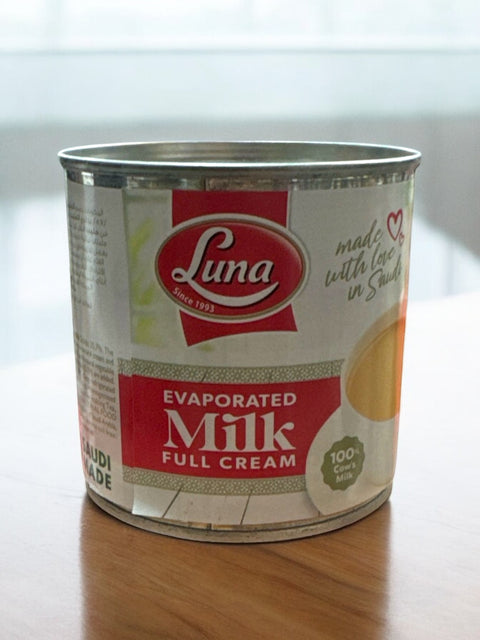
[58,140,421,174]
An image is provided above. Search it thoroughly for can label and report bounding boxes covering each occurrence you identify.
[67,179,414,529]
[119,366,340,481]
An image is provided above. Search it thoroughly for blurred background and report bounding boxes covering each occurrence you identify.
[1,0,480,365]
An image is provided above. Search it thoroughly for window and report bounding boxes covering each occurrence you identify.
[1,1,480,364]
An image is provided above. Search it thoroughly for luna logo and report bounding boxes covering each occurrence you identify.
[171,225,279,307]
[156,215,307,322]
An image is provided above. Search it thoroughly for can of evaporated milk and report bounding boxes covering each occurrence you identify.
[59,141,421,542]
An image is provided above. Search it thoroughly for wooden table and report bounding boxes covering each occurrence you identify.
[1,294,479,640]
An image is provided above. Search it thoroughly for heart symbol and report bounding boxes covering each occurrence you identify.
[387,209,403,241]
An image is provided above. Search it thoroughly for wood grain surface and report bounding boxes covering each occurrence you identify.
[0,294,479,640]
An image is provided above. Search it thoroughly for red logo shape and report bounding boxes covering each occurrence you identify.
[387,209,403,241]
[156,215,307,323]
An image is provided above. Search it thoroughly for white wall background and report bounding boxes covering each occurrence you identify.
[1,0,480,364]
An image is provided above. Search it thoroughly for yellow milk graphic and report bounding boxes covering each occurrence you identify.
[346,315,406,422]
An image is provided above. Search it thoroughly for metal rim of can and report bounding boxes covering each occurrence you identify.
[58,141,421,191]
[86,483,393,543]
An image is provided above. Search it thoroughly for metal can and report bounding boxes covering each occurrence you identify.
[59,141,421,542]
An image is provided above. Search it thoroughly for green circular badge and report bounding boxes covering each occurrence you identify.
[321,436,365,491]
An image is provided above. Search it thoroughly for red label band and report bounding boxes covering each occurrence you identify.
[172,190,289,227]
[119,375,340,479]
[157,190,302,345]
